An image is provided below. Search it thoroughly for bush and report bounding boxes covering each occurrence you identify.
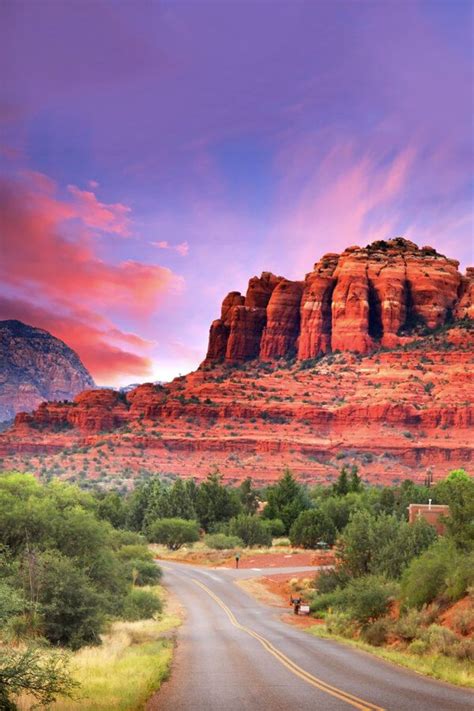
[315,569,350,594]
[400,539,473,608]
[147,518,200,549]
[452,608,474,636]
[344,576,398,624]
[127,559,162,586]
[408,639,428,655]
[394,609,424,642]
[289,508,336,548]
[228,514,272,547]
[37,552,105,649]
[204,533,243,550]
[0,647,77,710]
[447,639,474,661]
[422,624,458,654]
[122,589,162,621]
[362,618,390,646]
[324,611,357,638]
[262,518,286,537]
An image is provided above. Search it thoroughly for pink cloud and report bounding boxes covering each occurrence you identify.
[152,239,189,256]
[0,169,184,383]
[67,184,132,236]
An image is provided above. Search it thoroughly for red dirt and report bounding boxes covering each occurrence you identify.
[1,325,472,487]
[220,550,334,569]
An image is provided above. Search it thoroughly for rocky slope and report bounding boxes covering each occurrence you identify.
[0,239,472,487]
[0,320,95,422]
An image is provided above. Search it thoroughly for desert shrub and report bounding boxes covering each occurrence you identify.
[421,624,458,654]
[310,587,347,616]
[0,647,77,710]
[344,576,398,624]
[122,589,162,621]
[204,533,243,550]
[273,538,291,547]
[401,539,473,609]
[362,618,390,646]
[324,611,357,638]
[263,518,286,537]
[451,607,474,636]
[408,639,428,655]
[116,544,154,562]
[446,639,474,661]
[127,559,162,586]
[36,551,105,649]
[315,568,350,594]
[394,609,424,642]
[228,514,272,547]
[147,518,200,549]
[289,508,336,548]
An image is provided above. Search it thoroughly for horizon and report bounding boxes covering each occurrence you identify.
[1,0,473,386]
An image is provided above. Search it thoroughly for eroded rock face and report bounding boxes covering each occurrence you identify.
[298,254,339,360]
[260,279,303,359]
[0,320,95,422]
[331,247,373,354]
[203,238,472,363]
[455,268,474,320]
[405,248,461,329]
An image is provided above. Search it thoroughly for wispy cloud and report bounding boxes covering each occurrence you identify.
[152,240,189,256]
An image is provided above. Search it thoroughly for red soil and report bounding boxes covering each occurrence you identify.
[1,326,472,487]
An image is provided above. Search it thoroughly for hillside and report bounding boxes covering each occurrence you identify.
[0,320,95,423]
[0,239,472,487]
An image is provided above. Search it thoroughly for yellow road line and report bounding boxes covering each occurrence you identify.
[192,578,385,711]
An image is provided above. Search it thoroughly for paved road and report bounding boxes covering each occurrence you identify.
[148,561,473,711]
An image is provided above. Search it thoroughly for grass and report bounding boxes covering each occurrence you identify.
[307,625,474,688]
[17,586,182,711]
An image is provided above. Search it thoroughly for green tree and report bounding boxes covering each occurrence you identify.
[167,478,197,520]
[435,469,474,549]
[238,477,259,515]
[147,518,200,549]
[262,469,309,534]
[333,466,350,496]
[35,551,105,649]
[0,648,77,711]
[289,509,336,548]
[228,514,272,547]
[195,470,241,531]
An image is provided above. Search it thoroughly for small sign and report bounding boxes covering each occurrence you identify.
[299,605,310,615]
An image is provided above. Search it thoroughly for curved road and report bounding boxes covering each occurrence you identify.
[148,561,472,711]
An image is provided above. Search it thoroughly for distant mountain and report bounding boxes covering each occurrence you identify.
[0,320,94,422]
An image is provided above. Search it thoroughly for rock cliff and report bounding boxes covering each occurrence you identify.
[0,320,95,422]
[204,239,469,364]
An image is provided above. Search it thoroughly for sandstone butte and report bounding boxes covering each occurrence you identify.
[1,238,473,487]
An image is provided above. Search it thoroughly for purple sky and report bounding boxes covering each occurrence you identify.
[1,0,472,384]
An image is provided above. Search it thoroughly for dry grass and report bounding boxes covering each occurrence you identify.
[308,625,474,688]
[16,587,183,711]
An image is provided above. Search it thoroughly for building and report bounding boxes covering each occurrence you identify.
[408,502,450,535]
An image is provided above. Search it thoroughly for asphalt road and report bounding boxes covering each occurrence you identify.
[148,561,473,711]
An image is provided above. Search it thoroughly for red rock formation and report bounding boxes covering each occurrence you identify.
[331,246,373,353]
[225,305,267,361]
[204,292,245,363]
[260,279,303,359]
[225,273,281,361]
[204,238,472,362]
[298,254,338,359]
[405,246,461,329]
[455,268,474,320]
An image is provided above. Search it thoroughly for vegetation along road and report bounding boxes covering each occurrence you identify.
[150,561,473,711]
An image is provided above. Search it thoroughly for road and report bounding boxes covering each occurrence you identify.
[148,561,473,711]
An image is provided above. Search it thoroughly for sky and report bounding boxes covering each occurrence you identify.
[0,0,472,386]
